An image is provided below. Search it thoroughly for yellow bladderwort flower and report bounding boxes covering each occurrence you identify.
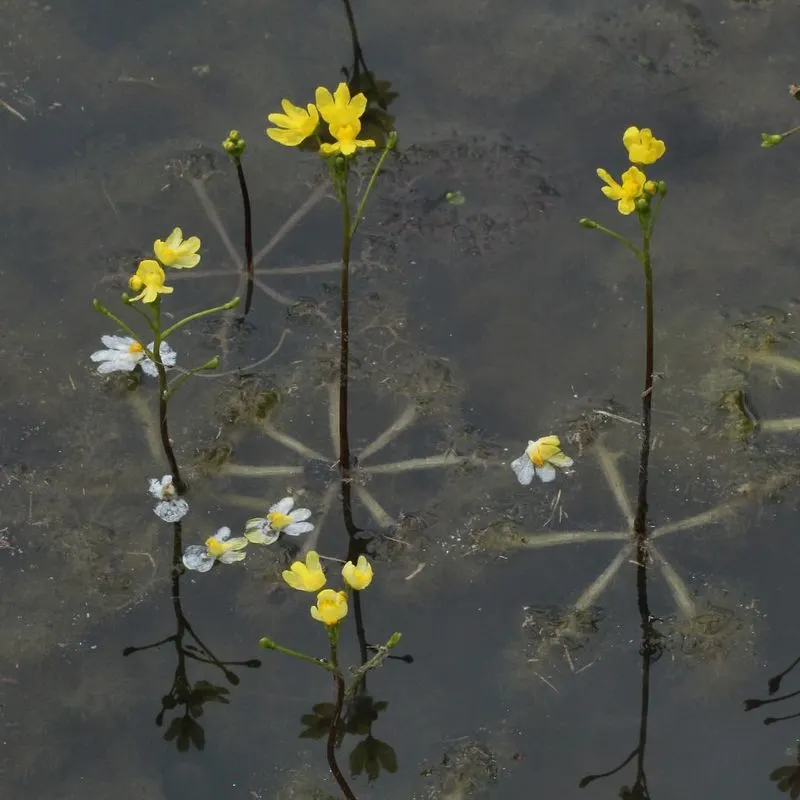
[314,82,368,129]
[510,435,574,485]
[266,99,320,146]
[622,126,666,165]
[342,555,373,591]
[319,119,376,157]
[153,227,201,269]
[128,259,173,303]
[596,166,647,215]
[282,550,327,592]
[310,589,348,626]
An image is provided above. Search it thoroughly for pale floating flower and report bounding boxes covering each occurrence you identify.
[182,526,248,573]
[90,335,177,376]
[510,435,574,485]
[148,474,189,522]
[244,496,313,544]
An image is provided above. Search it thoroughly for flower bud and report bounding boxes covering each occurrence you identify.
[761,132,784,148]
[578,217,599,229]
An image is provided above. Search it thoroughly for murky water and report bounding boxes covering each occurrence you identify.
[3,0,800,797]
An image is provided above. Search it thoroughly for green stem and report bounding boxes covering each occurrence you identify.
[92,299,146,344]
[258,638,334,671]
[350,134,396,238]
[589,223,643,261]
[161,297,240,340]
[164,356,220,400]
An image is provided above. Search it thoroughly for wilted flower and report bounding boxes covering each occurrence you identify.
[245,496,313,544]
[282,550,327,592]
[315,82,368,129]
[182,526,248,572]
[342,555,373,591]
[319,119,376,157]
[148,474,189,522]
[623,126,666,165]
[153,228,201,269]
[597,166,647,215]
[266,99,320,146]
[90,335,176,376]
[129,259,173,303]
[310,588,348,626]
[510,436,574,485]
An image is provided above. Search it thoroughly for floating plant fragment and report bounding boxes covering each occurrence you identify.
[244,496,314,544]
[510,435,574,485]
[148,474,189,522]
[90,335,177,376]
[182,526,248,572]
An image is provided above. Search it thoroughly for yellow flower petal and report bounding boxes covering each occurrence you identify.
[342,555,373,590]
[310,589,348,626]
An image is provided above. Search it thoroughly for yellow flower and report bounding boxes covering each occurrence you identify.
[153,227,201,269]
[282,550,327,592]
[128,259,173,303]
[314,82,367,129]
[510,435,574,485]
[597,166,647,215]
[622,126,666,165]
[266,99,320,146]
[319,119,376,157]
[342,555,373,591]
[310,589,348,626]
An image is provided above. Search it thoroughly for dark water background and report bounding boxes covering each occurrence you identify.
[2,0,800,797]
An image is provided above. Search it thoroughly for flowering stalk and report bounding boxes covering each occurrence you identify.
[329,135,396,537]
[222,131,254,316]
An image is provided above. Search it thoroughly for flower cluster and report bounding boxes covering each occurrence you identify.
[180,496,315,572]
[128,227,202,304]
[266,82,375,157]
[281,550,374,626]
[597,126,666,215]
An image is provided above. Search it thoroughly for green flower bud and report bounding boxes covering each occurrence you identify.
[761,132,784,148]
[222,129,246,157]
[578,217,599,229]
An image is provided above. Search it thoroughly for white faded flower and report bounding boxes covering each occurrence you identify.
[182,527,248,572]
[90,335,177,377]
[148,474,189,522]
[245,496,313,544]
[510,435,574,485]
